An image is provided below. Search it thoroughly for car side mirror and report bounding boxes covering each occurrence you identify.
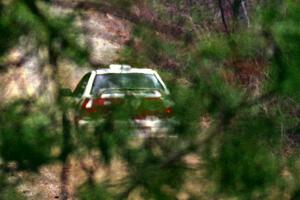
[60,88,73,97]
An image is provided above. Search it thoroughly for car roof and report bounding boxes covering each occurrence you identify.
[81,65,170,97]
[95,64,156,74]
[95,68,155,74]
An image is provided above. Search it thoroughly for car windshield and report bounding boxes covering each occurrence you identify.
[92,73,164,95]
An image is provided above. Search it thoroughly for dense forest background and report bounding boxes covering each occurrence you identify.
[1,0,300,199]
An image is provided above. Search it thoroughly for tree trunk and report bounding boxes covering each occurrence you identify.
[218,0,230,34]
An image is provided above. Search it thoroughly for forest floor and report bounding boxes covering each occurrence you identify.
[11,153,207,200]
[15,155,125,199]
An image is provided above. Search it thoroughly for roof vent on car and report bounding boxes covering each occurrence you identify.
[109,64,131,70]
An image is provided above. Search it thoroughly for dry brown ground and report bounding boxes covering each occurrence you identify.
[11,152,211,200]
[15,155,127,200]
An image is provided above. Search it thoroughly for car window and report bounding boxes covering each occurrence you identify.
[73,72,91,97]
[92,73,164,95]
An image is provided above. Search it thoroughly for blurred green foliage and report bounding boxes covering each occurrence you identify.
[206,116,281,198]
[0,100,55,170]
[77,183,113,200]
[1,0,300,200]
[0,174,26,200]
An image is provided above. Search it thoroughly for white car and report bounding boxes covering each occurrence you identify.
[65,64,175,137]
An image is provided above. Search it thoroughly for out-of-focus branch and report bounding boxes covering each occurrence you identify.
[117,182,138,200]
[21,2,76,199]
[160,125,219,169]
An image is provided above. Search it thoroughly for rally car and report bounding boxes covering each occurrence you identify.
[64,64,175,137]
